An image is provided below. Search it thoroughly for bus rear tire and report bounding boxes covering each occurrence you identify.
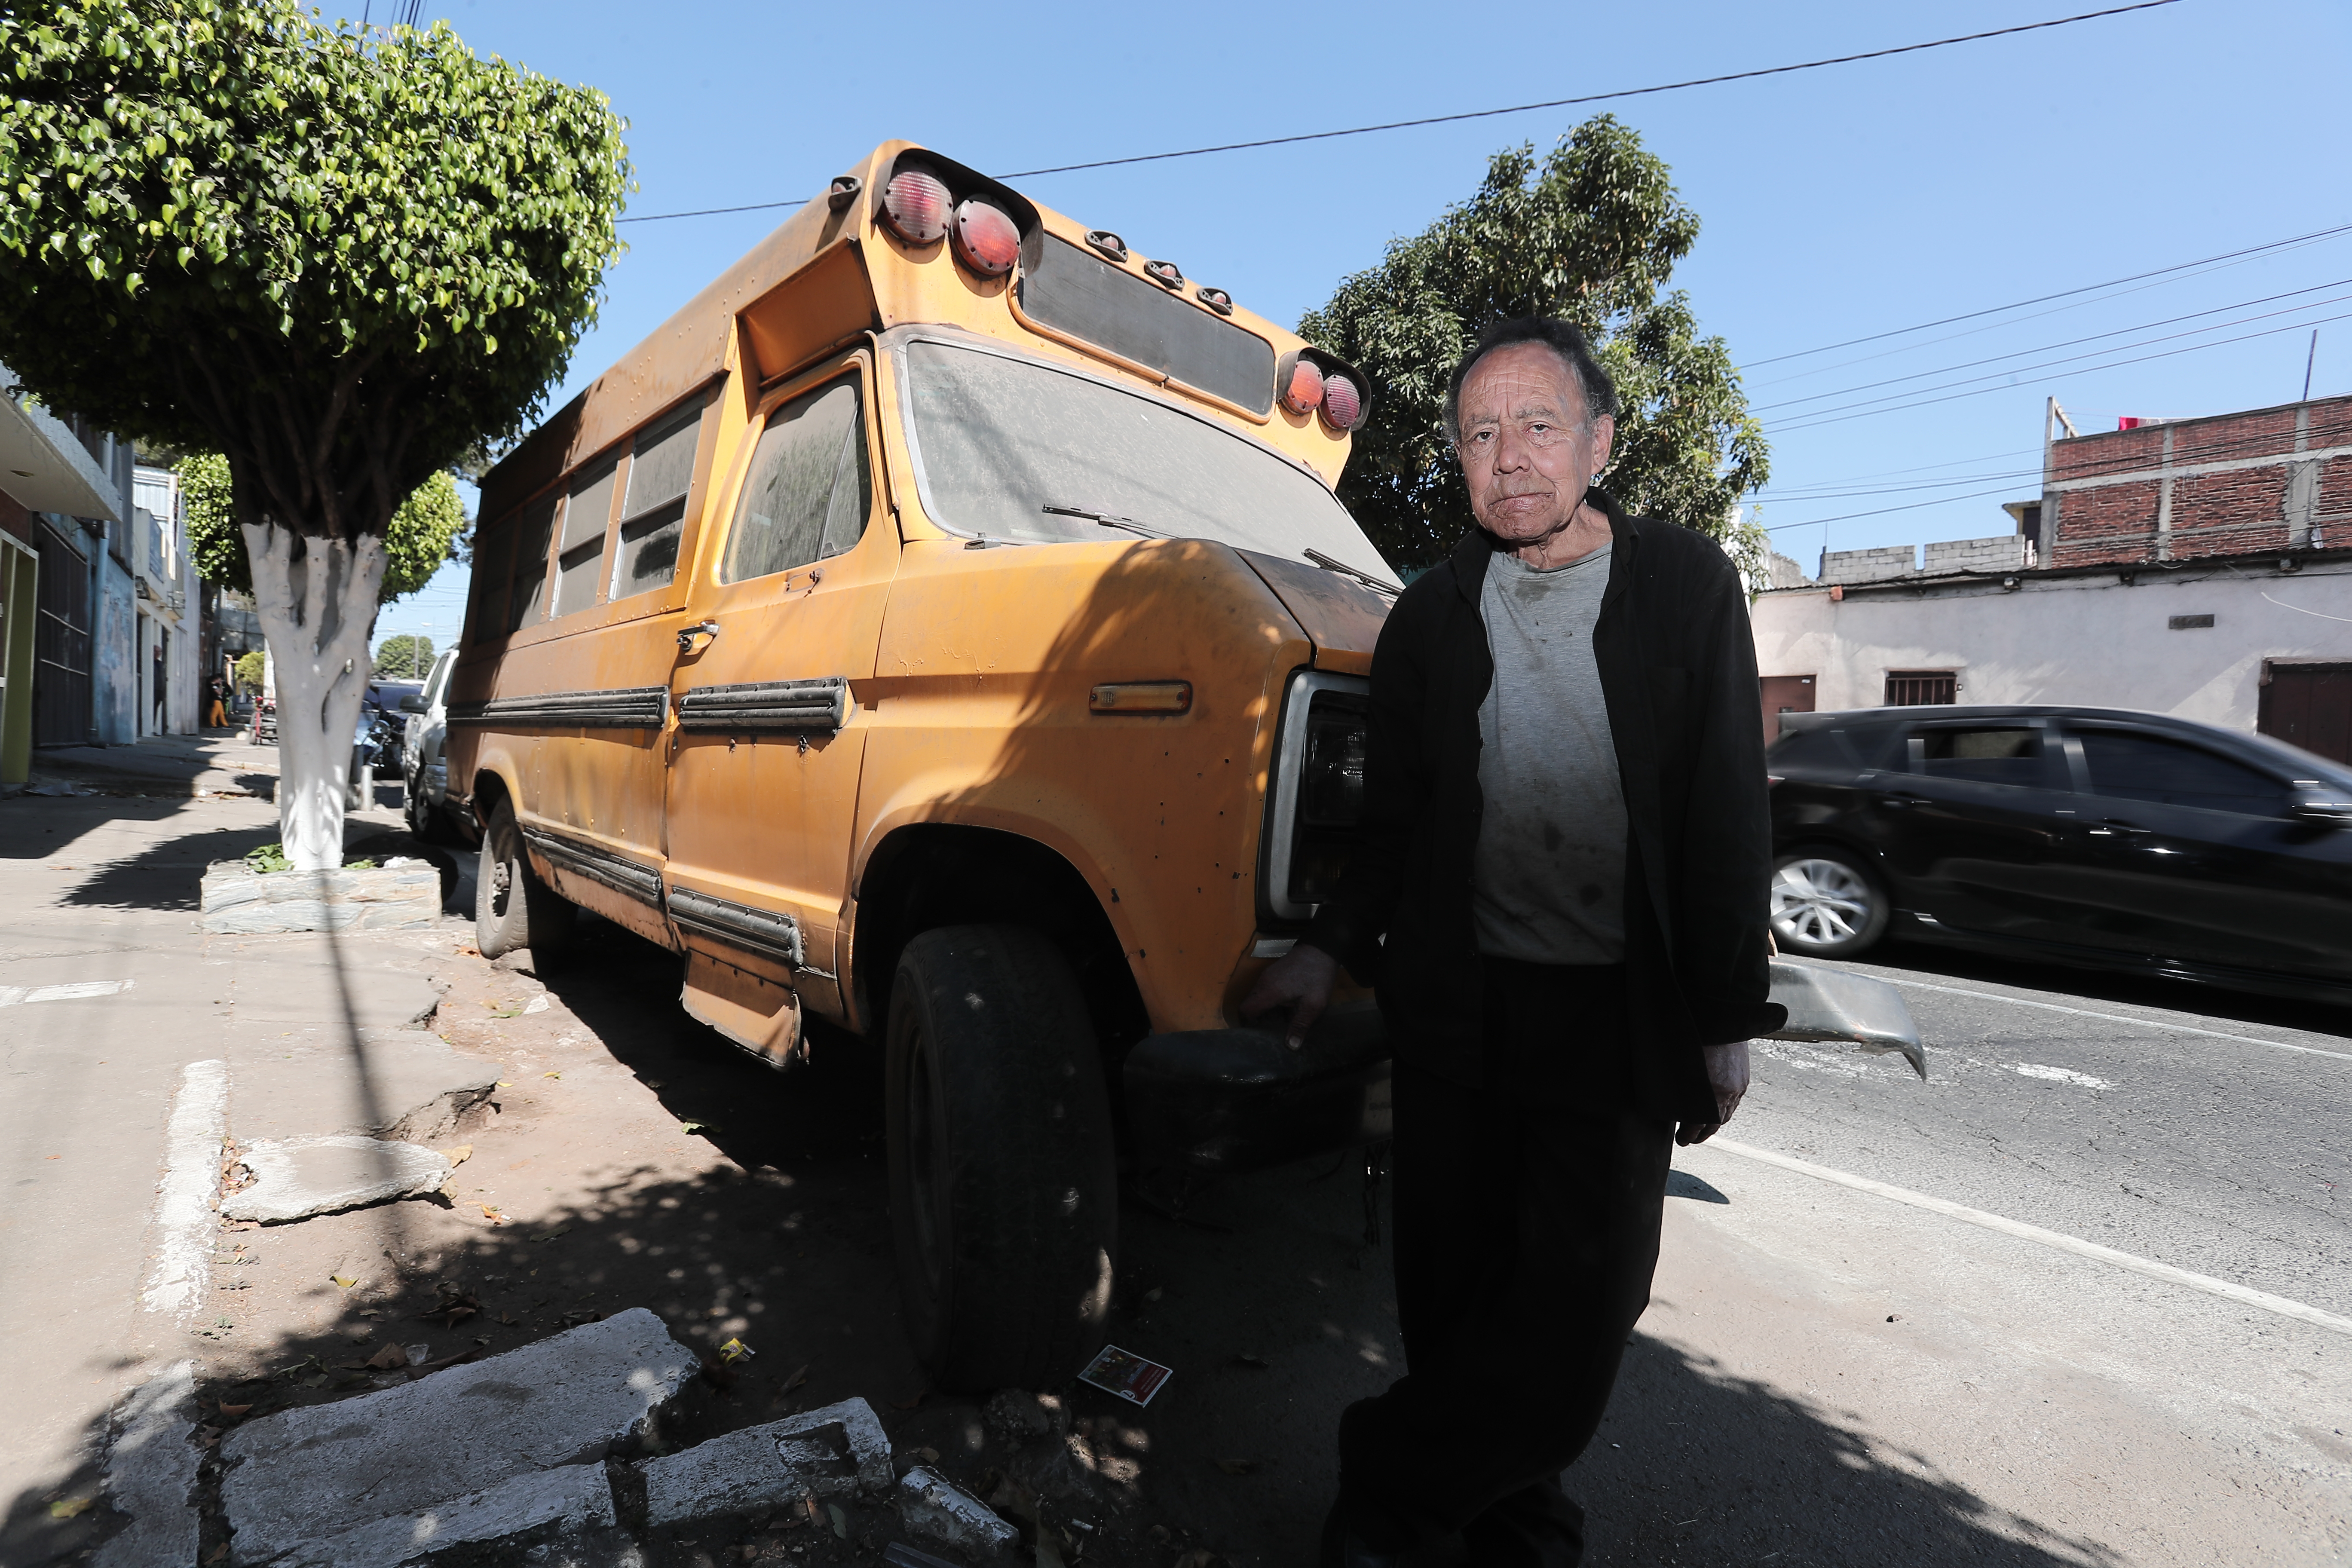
[475,796,575,970]
[887,925,1116,1393]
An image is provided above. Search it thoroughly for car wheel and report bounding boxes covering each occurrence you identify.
[475,796,574,968]
[887,924,1116,1393]
[1770,849,1890,958]
[406,777,461,845]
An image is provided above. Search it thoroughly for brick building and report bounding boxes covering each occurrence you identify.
[1749,390,2352,763]
[2037,392,2351,565]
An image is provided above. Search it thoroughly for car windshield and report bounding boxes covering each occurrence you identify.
[900,338,1399,585]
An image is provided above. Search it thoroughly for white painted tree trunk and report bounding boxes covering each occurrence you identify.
[240,522,387,872]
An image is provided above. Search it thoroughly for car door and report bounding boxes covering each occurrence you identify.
[2056,721,2352,981]
[662,356,894,1027]
[1869,717,2089,945]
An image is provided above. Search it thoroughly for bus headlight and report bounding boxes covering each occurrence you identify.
[1262,670,1371,921]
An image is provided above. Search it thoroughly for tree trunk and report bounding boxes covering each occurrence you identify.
[240,521,387,872]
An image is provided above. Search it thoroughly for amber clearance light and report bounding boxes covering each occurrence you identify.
[1089,681,1193,715]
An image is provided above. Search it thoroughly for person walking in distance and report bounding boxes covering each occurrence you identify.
[1242,317,1784,1566]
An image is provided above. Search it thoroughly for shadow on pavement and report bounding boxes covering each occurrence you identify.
[5,909,2136,1567]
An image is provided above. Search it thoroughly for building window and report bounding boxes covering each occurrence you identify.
[1885,670,1957,706]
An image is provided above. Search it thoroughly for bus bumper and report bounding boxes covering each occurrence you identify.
[1121,1001,1392,1177]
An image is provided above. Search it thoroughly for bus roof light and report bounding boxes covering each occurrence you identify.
[1142,258,1184,290]
[1085,230,1129,262]
[952,198,1020,277]
[881,169,952,246]
[1320,373,1363,432]
[1197,285,1234,315]
[1279,359,1325,416]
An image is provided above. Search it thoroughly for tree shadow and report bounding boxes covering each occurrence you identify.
[3,904,2141,1568]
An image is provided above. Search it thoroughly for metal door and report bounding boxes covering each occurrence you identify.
[2259,661,2352,765]
[662,361,895,1022]
[1759,674,1815,743]
[32,523,90,747]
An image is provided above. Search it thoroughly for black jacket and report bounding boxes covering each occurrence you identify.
[1302,496,1786,1126]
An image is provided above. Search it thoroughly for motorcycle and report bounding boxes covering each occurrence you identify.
[250,698,277,745]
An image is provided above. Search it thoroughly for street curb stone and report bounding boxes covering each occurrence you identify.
[640,1398,893,1528]
[896,1466,1020,1557]
[220,1308,696,1565]
[92,1360,200,1568]
[220,1135,453,1223]
[201,859,441,934]
[272,1462,616,1568]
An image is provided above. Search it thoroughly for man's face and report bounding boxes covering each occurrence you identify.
[1454,342,1616,545]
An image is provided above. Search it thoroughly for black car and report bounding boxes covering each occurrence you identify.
[1767,705,2352,1004]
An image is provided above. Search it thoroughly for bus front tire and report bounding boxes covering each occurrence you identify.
[475,797,574,970]
[887,925,1117,1393]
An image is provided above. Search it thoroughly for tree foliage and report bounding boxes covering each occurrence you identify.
[1299,116,1769,576]
[181,452,466,599]
[233,648,264,690]
[0,0,630,544]
[373,634,433,679]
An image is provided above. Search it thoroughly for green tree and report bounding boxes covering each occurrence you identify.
[182,453,468,600]
[0,1,627,867]
[1299,116,1769,578]
[373,634,435,680]
[233,649,266,692]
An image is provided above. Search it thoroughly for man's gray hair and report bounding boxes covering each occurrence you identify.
[1442,317,1620,446]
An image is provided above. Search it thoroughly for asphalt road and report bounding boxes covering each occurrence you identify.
[1747,940,2352,1320]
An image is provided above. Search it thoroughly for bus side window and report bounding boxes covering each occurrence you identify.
[722,375,870,584]
[506,491,558,632]
[613,402,701,600]
[552,459,617,617]
[466,518,517,645]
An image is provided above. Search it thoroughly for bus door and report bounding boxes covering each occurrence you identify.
[664,358,894,1038]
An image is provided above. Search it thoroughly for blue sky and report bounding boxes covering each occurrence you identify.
[370,0,2350,656]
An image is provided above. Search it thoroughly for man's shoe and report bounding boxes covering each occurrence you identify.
[1318,1501,1401,1568]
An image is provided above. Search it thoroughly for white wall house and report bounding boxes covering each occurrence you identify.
[1752,543,2350,741]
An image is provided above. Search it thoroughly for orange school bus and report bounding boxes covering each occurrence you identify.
[447,141,1399,1390]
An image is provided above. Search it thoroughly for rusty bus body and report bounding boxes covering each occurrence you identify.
[448,141,1395,1389]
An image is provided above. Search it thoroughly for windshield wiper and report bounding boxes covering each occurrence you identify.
[1041,503,1169,539]
[1305,548,1400,598]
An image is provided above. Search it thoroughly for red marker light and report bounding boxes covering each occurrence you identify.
[951,198,1020,277]
[1320,373,1362,431]
[880,169,952,245]
[1279,360,1325,416]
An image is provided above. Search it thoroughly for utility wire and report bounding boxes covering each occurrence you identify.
[1746,220,2352,367]
[1765,306,2352,433]
[616,2,2180,225]
[1752,278,2352,413]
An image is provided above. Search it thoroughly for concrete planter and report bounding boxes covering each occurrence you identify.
[200,857,442,935]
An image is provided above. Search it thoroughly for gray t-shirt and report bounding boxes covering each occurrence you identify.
[1473,545,1627,965]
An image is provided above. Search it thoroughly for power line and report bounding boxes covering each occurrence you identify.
[1764,306,2352,434]
[1751,278,2352,414]
[616,2,2180,226]
[1745,220,2352,368]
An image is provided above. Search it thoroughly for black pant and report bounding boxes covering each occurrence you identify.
[1338,961,1673,1564]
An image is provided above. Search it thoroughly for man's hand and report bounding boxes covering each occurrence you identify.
[1238,942,1340,1050]
[1675,1041,1751,1147]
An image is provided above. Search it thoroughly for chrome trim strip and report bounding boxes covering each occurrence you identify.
[447,686,670,729]
[676,677,850,734]
[1262,668,1371,924]
[668,885,807,968]
[521,827,664,905]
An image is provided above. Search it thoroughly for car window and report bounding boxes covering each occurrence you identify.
[1767,726,1859,771]
[2075,729,2286,816]
[1910,725,2046,786]
[723,375,870,584]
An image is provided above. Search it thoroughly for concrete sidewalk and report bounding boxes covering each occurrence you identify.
[14,729,281,799]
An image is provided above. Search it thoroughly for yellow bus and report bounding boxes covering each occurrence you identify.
[447,140,1397,1390]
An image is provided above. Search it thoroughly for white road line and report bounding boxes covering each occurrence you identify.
[140,1060,228,1321]
[0,979,135,1007]
[1883,976,2352,1063]
[1708,1137,2352,1337]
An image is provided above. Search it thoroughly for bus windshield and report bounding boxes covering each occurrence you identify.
[900,338,1399,584]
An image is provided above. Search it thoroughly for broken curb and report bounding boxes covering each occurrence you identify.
[219,1136,452,1223]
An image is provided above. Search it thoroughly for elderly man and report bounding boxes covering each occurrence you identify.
[1243,317,1784,1565]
